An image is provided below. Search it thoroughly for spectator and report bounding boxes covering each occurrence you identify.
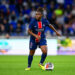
[9,11,17,22]
[9,24,14,34]
[54,4,63,16]
[3,19,9,33]
[30,7,36,18]
[72,17,75,35]
[43,4,47,18]
[0,23,5,35]
[57,0,64,4]
[16,23,22,34]
[71,6,75,16]
[5,33,10,39]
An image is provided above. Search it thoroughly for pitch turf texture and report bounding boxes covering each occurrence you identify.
[0,55,75,75]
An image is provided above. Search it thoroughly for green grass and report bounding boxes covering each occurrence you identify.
[0,55,75,75]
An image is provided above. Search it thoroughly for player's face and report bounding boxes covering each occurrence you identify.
[35,12,42,20]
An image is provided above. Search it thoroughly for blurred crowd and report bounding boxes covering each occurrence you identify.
[0,0,75,36]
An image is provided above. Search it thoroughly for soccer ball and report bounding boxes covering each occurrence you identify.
[45,63,54,71]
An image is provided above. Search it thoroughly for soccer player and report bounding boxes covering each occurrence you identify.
[25,7,60,70]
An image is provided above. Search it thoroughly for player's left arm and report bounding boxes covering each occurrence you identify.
[49,24,61,36]
[45,19,61,36]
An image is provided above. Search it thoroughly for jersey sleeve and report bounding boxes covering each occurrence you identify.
[45,19,51,27]
[29,20,34,30]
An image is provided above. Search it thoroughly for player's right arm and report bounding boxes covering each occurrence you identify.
[28,20,41,40]
[28,29,41,40]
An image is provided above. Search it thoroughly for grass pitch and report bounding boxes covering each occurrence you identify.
[0,55,75,75]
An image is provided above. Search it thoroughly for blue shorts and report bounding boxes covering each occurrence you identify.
[29,39,47,50]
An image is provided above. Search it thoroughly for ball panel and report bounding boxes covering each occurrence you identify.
[45,63,54,70]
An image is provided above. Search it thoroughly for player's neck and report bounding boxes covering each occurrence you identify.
[36,18,42,21]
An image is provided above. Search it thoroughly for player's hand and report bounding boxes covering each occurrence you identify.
[56,32,61,36]
[35,35,41,40]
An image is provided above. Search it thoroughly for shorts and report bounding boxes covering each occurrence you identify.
[29,38,47,50]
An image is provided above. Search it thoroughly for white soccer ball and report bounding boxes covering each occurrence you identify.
[45,63,54,71]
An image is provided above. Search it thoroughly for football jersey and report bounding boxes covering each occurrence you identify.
[29,18,51,41]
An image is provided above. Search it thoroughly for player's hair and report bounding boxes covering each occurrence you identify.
[37,7,43,14]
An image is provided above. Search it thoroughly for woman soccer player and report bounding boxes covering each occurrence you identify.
[25,7,60,70]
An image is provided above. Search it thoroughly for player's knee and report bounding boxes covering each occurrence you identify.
[43,49,47,54]
[29,50,35,56]
[30,53,34,56]
[41,46,47,54]
[29,52,34,56]
[43,51,47,54]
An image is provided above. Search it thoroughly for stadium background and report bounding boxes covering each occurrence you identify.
[0,0,75,75]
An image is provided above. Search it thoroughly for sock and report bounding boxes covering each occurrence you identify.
[28,55,33,67]
[40,53,47,64]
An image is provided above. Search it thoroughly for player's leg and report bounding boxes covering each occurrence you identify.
[28,40,37,68]
[28,50,35,68]
[25,40,37,70]
[39,45,47,70]
[40,45,47,64]
[25,50,35,70]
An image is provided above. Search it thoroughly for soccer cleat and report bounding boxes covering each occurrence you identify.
[39,64,45,70]
[25,67,31,71]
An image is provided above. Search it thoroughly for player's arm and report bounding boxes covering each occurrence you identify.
[45,19,61,36]
[28,29,41,40]
[49,24,61,36]
[28,20,41,40]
